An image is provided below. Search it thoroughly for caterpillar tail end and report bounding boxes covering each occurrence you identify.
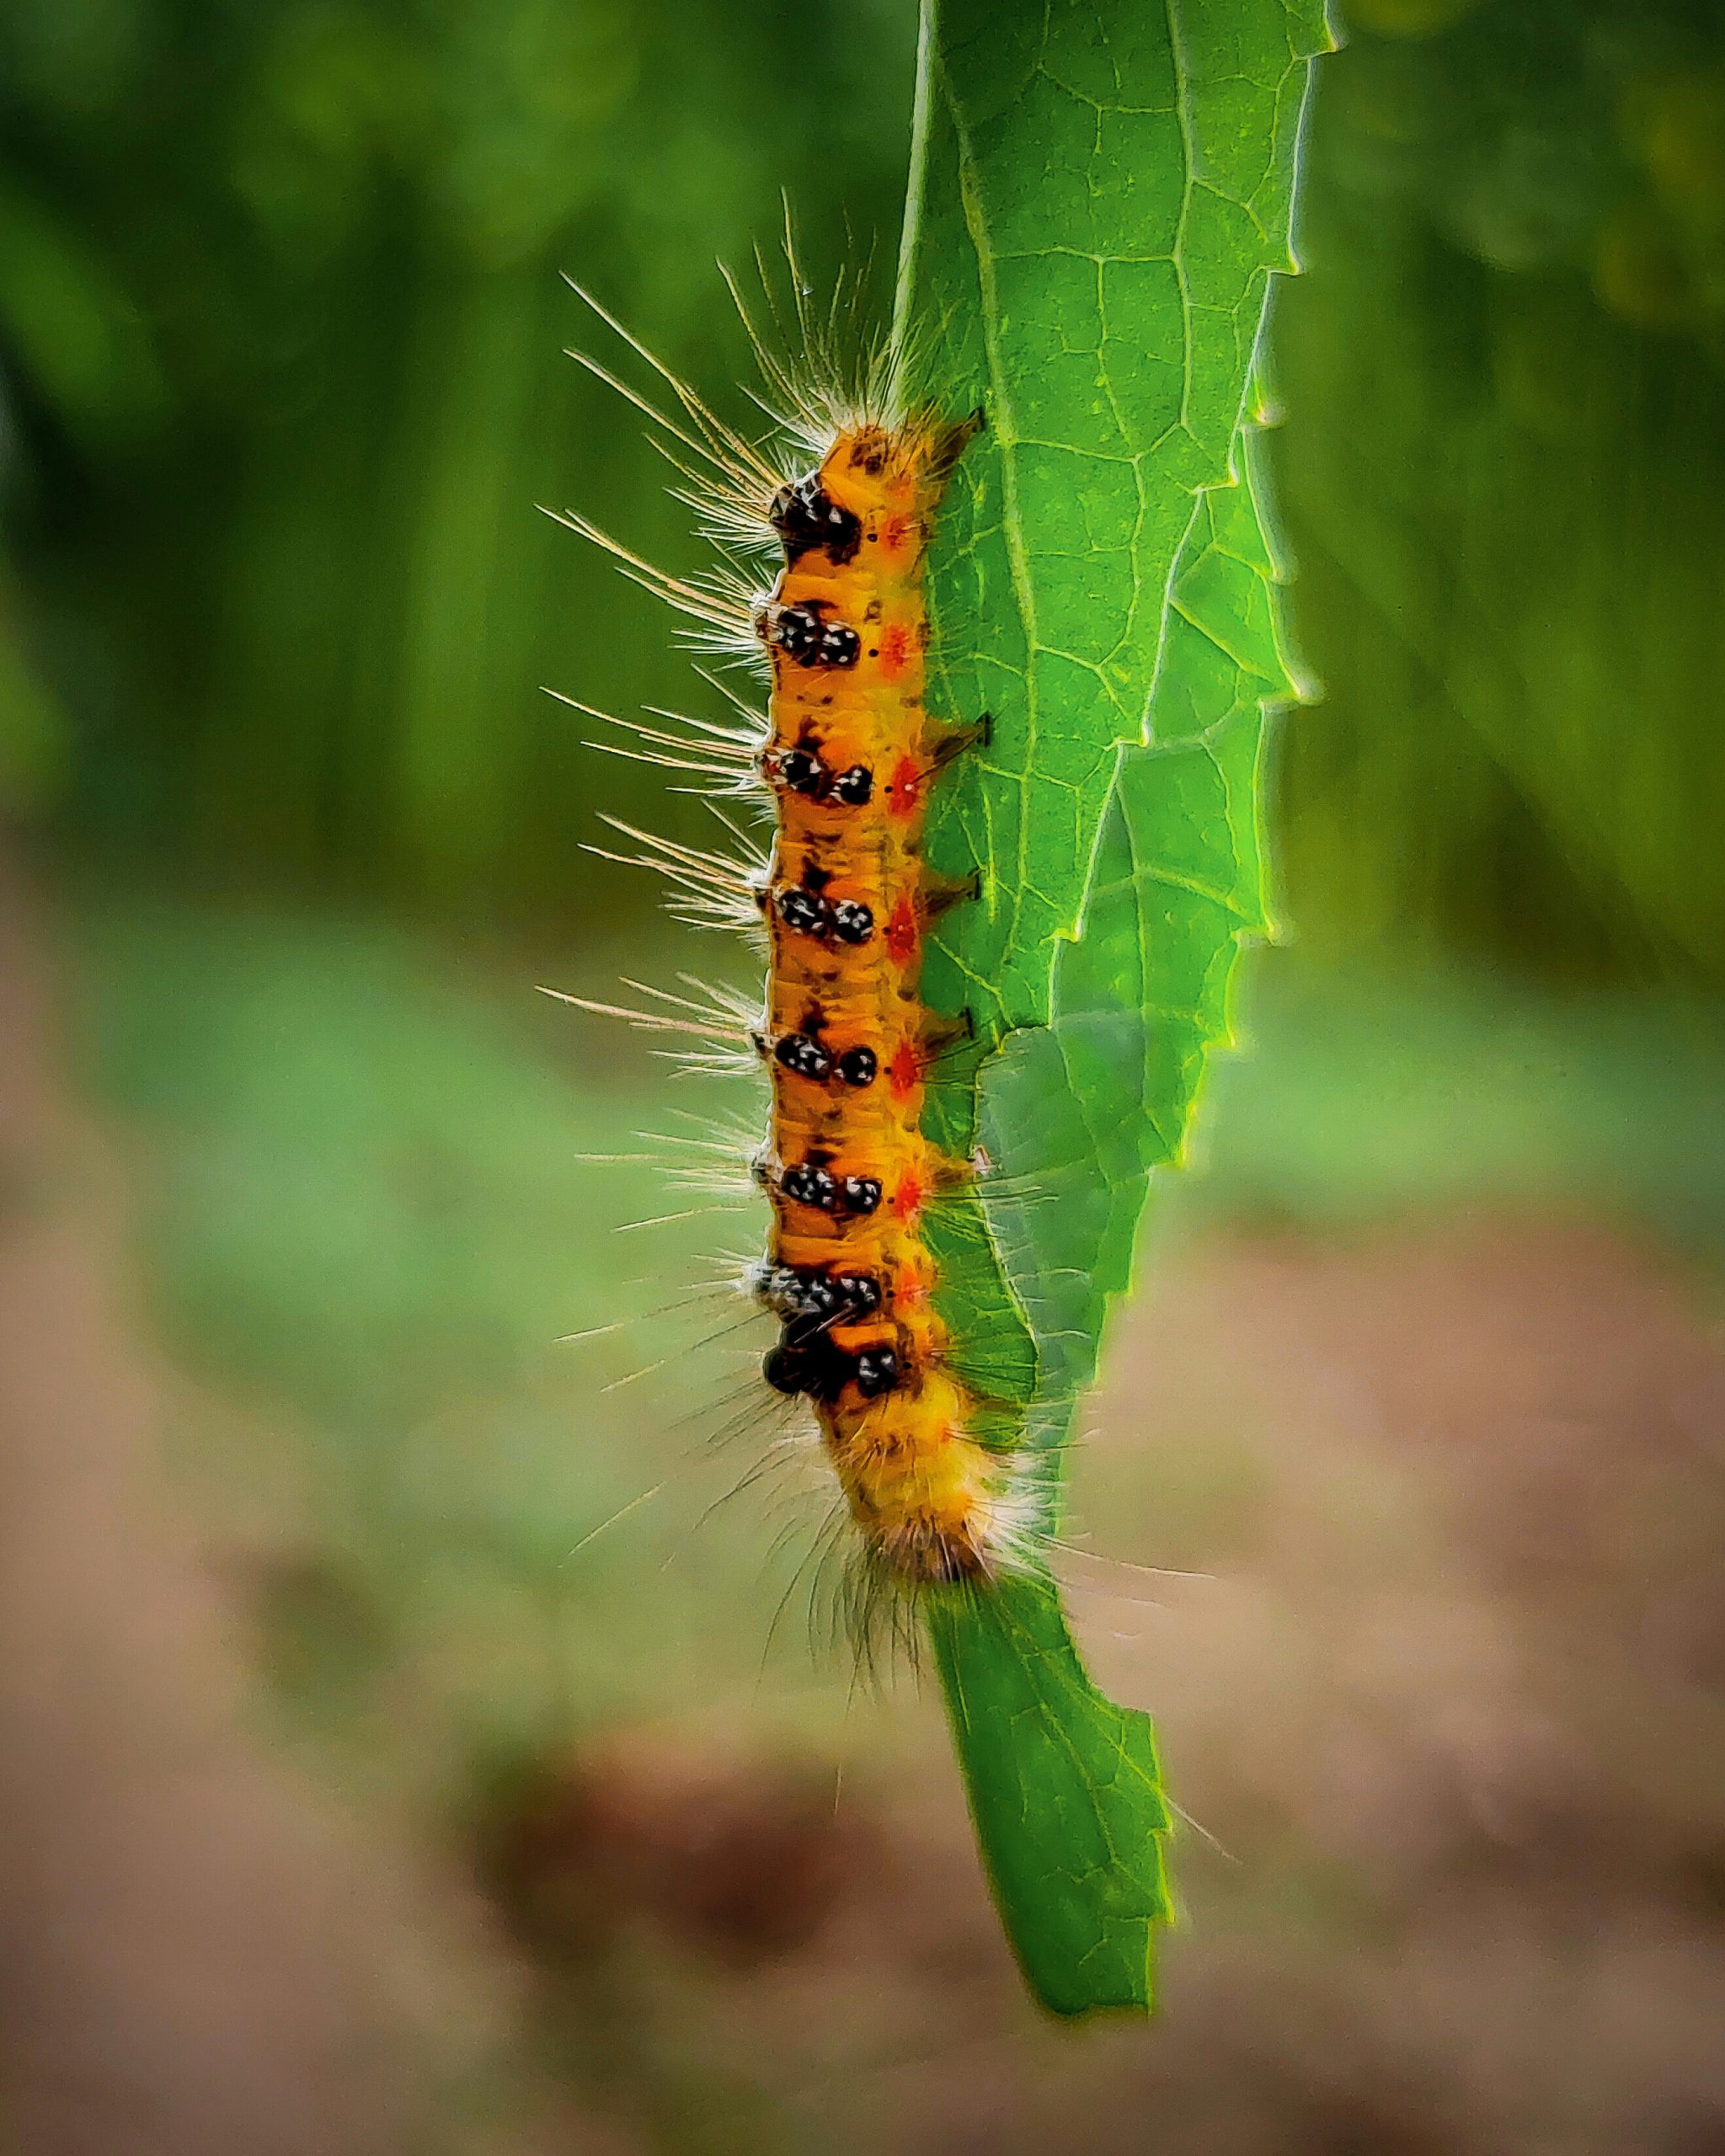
[827,1369,1019,1588]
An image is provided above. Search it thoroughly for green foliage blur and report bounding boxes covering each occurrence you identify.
[2,0,1724,985]
[0,0,914,915]
[1274,0,1725,987]
[8,4,1725,2130]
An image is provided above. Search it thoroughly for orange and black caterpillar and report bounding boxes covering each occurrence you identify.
[558,291,1023,1594]
[750,414,1008,1585]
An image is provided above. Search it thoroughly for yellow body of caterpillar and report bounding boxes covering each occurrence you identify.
[755,418,1004,1585]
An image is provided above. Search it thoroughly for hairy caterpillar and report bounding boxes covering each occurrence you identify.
[554,281,1030,1599]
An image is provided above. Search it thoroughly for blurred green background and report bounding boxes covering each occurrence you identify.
[2,1,1724,2151]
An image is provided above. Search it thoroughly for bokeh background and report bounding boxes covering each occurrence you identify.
[2,0,1723,2149]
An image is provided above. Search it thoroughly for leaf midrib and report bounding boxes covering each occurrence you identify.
[941,54,1039,951]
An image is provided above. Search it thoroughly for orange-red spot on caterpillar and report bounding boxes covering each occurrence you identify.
[887,1040,921,1098]
[885,756,922,819]
[893,1268,930,1311]
[880,512,912,556]
[878,622,911,679]
[885,897,920,965]
[891,1171,926,1225]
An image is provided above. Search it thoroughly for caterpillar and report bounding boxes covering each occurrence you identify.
[555,283,1029,1601]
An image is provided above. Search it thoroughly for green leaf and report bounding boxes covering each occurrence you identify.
[981,422,1295,1406]
[895,0,1326,2015]
[926,1572,1170,2020]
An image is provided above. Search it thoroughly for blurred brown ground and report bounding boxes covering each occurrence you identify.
[3,850,1725,2153]
[0,860,638,2156]
[534,1219,1725,2156]
[0,854,420,2153]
